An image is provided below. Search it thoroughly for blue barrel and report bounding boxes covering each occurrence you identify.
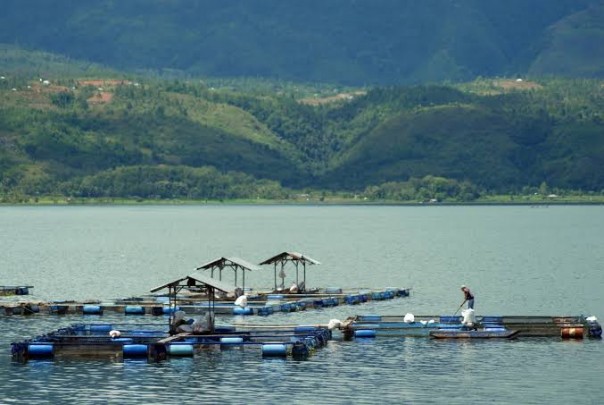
[481,316,503,324]
[304,336,317,349]
[587,320,602,338]
[295,326,318,334]
[112,338,133,344]
[267,294,283,300]
[371,292,384,300]
[89,324,112,333]
[162,306,180,315]
[49,305,69,315]
[123,344,148,358]
[82,305,103,315]
[233,307,253,315]
[345,295,358,305]
[262,343,287,357]
[124,305,145,315]
[280,303,292,312]
[291,341,310,359]
[220,337,244,346]
[27,344,54,358]
[440,316,461,324]
[16,287,29,295]
[437,324,462,330]
[257,307,270,316]
[168,344,194,356]
[354,329,377,338]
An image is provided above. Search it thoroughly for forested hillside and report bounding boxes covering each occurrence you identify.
[1,0,603,85]
[1,67,603,202]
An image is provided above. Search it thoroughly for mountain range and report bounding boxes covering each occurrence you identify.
[1,0,603,85]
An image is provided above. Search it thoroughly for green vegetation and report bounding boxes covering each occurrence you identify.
[1,1,603,204]
[1,0,603,85]
[1,59,603,204]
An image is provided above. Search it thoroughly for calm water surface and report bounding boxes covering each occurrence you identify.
[0,205,603,404]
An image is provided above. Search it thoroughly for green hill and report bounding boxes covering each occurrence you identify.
[1,67,603,201]
[1,0,603,85]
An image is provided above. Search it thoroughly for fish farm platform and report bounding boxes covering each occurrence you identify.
[11,322,334,362]
[10,314,602,363]
[341,314,603,339]
[1,287,411,317]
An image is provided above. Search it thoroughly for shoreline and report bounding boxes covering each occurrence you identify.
[1,197,604,207]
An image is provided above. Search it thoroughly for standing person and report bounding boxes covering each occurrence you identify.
[461,285,474,309]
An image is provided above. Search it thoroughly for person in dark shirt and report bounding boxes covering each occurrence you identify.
[461,285,475,309]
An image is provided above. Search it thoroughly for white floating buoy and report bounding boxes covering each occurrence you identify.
[109,330,121,338]
[328,319,342,330]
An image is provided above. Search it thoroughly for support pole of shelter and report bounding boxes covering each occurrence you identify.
[168,284,175,332]
[207,286,215,333]
[280,262,285,289]
[295,262,299,286]
[273,263,277,291]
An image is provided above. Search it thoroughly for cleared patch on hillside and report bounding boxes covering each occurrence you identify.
[299,91,366,105]
[78,79,128,87]
[79,79,134,106]
[458,78,543,95]
[494,79,542,91]
[87,90,113,105]
[0,81,68,109]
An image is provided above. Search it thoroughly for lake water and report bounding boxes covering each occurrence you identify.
[0,205,603,404]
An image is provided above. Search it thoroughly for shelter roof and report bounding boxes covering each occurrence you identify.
[259,251,321,265]
[150,272,236,294]
[196,257,262,272]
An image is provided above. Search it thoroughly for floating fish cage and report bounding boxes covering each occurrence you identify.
[11,323,333,363]
[0,286,33,296]
[1,287,411,318]
[341,314,603,339]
